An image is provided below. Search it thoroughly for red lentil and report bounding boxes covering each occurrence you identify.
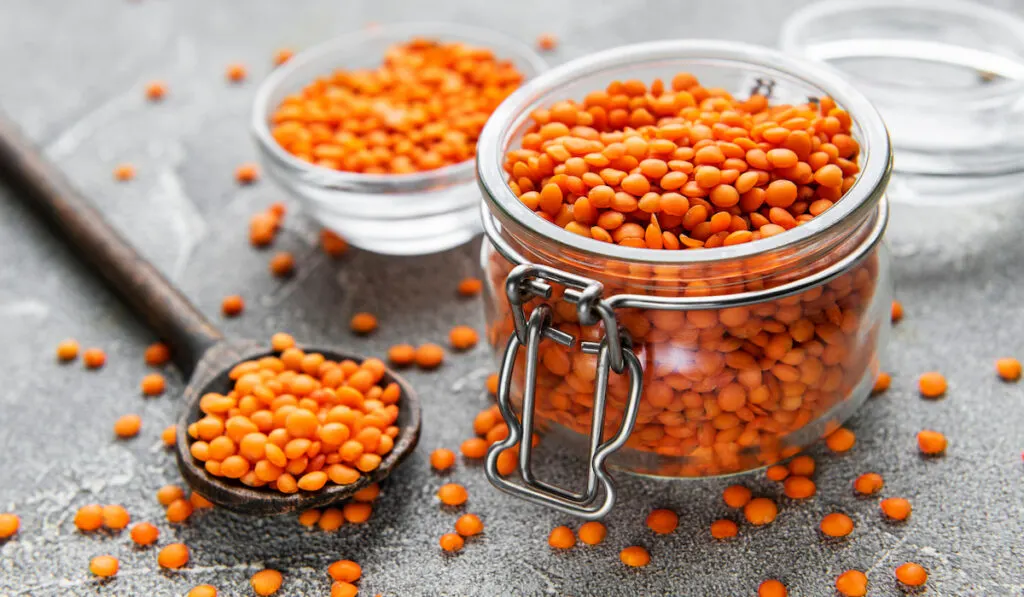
[130,522,159,546]
[577,521,606,545]
[758,579,787,597]
[710,519,738,539]
[162,424,177,446]
[75,505,104,531]
[430,448,456,470]
[835,570,868,597]
[783,476,816,499]
[996,357,1021,381]
[189,586,218,597]
[298,509,321,527]
[328,560,361,583]
[619,546,650,567]
[166,498,193,523]
[872,372,891,393]
[56,339,79,361]
[455,513,484,537]
[457,277,483,296]
[788,455,815,476]
[440,532,465,552]
[190,493,214,509]
[917,430,947,455]
[537,33,558,51]
[820,512,854,537]
[114,414,142,438]
[251,569,283,595]
[320,229,349,257]
[331,582,358,597]
[113,164,136,181]
[158,543,190,569]
[343,502,372,523]
[895,562,927,587]
[157,485,185,506]
[318,508,345,531]
[765,465,789,482]
[449,326,479,350]
[83,348,106,369]
[744,498,778,525]
[415,343,445,369]
[145,342,171,366]
[0,513,20,539]
[221,295,244,317]
[89,555,119,577]
[269,39,525,174]
[826,427,856,453]
[438,483,468,506]
[548,526,575,549]
[236,163,259,184]
[350,313,378,334]
[145,81,167,101]
[918,372,946,398]
[460,437,488,459]
[141,373,166,396]
[101,505,130,530]
[880,497,912,521]
[722,485,752,508]
[891,300,903,323]
[853,472,884,495]
[226,63,247,83]
[269,252,295,277]
[273,48,294,66]
[646,509,678,534]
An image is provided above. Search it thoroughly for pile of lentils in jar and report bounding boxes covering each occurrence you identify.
[505,73,859,248]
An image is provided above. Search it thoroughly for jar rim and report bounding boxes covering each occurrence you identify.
[250,22,548,192]
[476,39,892,265]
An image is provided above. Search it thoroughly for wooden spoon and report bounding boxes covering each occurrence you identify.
[0,114,421,515]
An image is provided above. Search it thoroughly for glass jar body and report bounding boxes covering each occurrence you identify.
[481,228,890,478]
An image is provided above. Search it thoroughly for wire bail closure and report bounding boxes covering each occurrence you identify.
[484,263,644,519]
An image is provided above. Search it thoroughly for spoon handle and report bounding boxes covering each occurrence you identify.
[0,112,223,375]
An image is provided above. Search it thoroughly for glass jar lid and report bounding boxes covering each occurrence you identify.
[780,0,1024,204]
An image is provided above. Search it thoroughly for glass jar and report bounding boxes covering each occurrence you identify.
[475,40,893,518]
[251,23,547,256]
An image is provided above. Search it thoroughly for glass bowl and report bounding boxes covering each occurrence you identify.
[780,0,1024,206]
[251,23,548,255]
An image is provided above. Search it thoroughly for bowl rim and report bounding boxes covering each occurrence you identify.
[476,39,892,265]
[251,21,548,191]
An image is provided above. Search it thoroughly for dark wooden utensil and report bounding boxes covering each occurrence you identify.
[0,113,421,515]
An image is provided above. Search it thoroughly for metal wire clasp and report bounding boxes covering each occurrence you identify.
[484,264,644,519]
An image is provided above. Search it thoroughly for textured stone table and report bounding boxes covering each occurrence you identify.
[1,1,1022,595]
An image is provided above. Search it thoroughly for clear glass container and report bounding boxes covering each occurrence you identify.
[475,40,893,517]
[780,0,1024,206]
[251,23,547,256]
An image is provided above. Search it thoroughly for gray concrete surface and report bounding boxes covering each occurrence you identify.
[1,1,1023,595]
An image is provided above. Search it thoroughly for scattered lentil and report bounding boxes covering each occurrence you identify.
[226,63,247,82]
[449,326,479,350]
[83,348,106,369]
[236,163,259,184]
[113,164,136,181]
[145,342,171,366]
[853,472,884,495]
[996,357,1021,381]
[758,579,787,597]
[826,428,856,453]
[744,498,778,525]
[114,414,142,438]
[788,455,815,476]
[430,448,456,471]
[455,513,484,537]
[75,505,104,531]
[415,343,445,369]
[162,424,177,446]
[343,502,372,523]
[486,373,499,395]
[460,437,488,459]
[269,252,295,277]
[548,526,575,549]
[318,508,345,531]
[332,582,359,597]
[646,509,679,534]
[457,277,483,296]
[440,532,465,552]
[190,493,214,509]
[0,513,20,539]
[350,313,378,335]
[710,519,738,539]
[189,585,218,597]
[221,295,245,317]
[577,521,606,545]
[141,373,166,396]
[89,555,119,577]
[537,33,558,51]
[438,483,468,506]
[101,504,130,530]
[891,300,903,323]
[820,512,854,537]
[880,497,912,521]
[145,81,167,101]
[251,569,283,595]
[895,562,927,587]
[166,498,193,523]
[130,522,159,546]
[273,48,294,66]
[783,476,816,499]
[270,332,295,351]
[619,546,650,567]
[158,543,190,569]
[56,339,79,361]
[872,372,891,393]
[918,372,946,398]
[765,464,789,481]
[328,560,361,583]
[298,509,321,527]
[722,485,752,508]
[835,570,868,597]
[320,229,349,257]
[157,485,185,506]
[917,430,947,455]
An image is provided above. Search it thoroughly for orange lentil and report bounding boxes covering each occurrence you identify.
[130,522,159,546]
[455,513,484,537]
[820,512,854,537]
[788,455,815,476]
[158,543,190,569]
[440,532,465,552]
[235,163,259,185]
[548,526,575,549]
[495,447,517,476]
[331,582,358,597]
[221,295,245,317]
[145,342,171,366]
[89,555,119,577]
[646,509,679,534]
[269,252,295,277]
[271,333,295,351]
[758,579,787,597]
[298,509,322,527]
[319,229,349,257]
[891,300,903,323]
[141,373,166,396]
[438,483,468,506]
[415,343,445,369]
[226,63,247,82]
[880,497,912,521]
[722,485,752,508]
[113,163,136,181]
[101,504,130,530]
[166,498,193,523]
[783,476,816,499]
[918,372,946,398]
[996,357,1021,381]
[273,48,294,66]
[458,277,483,296]
[460,437,488,459]
[270,39,525,174]
[114,414,142,438]
[873,372,891,393]
[895,562,928,587]
[56,339,80,361]
[917,429,947,455]
[766,465,789,482]
[83,348,106,369]
[430,448,456,471]
[853,472,884,496]
[826,427,856,452]
[328,560,362,583]
[577,521,606,545]
[189,586,218,597]
[449,326,479,350]
[190,493,214,509]
[145,81,167,101]
[249,212,278,247]
[743,498,778,525]
[486,373,499,395]
[350,312,378,334]
[835,570,868,597]
[0,513,20,539]
[710,519,738,539]
[318,508,345,531]
[343,502,372,523]
[537,33,558,51]
[251,569,283,595]
[619,546,650,567]
[157,485,185,506]
[75,505,104,531]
